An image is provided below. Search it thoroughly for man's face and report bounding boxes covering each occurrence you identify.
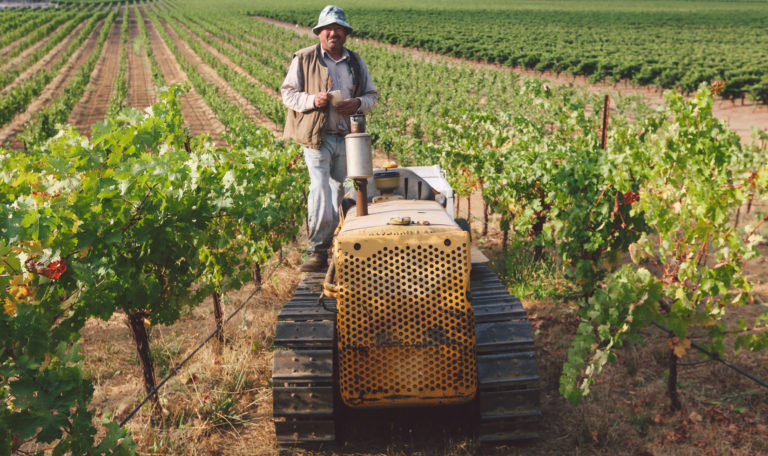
[318,24,347,54]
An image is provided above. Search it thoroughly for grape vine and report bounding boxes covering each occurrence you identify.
[1,83,307,452]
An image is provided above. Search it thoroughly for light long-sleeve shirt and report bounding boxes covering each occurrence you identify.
[281,47,378,135]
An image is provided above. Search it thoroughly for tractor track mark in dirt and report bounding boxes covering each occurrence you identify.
[68,8,124,137]
[0,20,89,97]
[172,19,282,135]
[126,7,155,109]
[143,7,224,146]
[0,19,106,150]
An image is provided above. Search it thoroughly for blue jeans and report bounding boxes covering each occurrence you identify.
[303,135,347,254]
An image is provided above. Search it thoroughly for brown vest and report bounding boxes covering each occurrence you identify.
[283,44,363,149]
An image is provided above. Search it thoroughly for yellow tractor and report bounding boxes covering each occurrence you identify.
[272,120,540,445]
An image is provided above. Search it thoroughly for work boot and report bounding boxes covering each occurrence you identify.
[300,252,328,272]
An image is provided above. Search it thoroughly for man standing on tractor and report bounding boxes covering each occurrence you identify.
[281,5,379,272]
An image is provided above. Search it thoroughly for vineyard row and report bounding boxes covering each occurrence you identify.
[2,1,768,453]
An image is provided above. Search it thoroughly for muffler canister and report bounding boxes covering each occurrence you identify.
[345,132,373,179]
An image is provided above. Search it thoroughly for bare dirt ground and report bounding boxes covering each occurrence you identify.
[68,7,123,137]
[0,18,105,150]
[163,17,281,136]
[0,19,87,97]
[126,7,156,110]
[257,16,768,145]
[143,6,225,146]
[0,19,74,76]
[81,251,304,455]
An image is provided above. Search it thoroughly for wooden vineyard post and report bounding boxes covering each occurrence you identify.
[467,196,471,223]
[212,291,224,344]
[502,226,509,252]
[303,190,309,234]
[601,95,610,150]
[126,310,162,416]
[482,183,489,236]
[253,262,262,287]
[668,345,682,410]
[532,213,544,262]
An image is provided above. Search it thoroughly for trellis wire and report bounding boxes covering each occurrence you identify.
[652,322,768,390]
[116,263,279,428]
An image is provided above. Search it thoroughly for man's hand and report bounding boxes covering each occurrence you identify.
[314,92,332,108]
[334,98,361,115]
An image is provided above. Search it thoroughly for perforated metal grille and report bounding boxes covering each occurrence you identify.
[335,231,477,408]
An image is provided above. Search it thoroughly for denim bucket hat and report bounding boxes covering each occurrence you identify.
[312,5,353,35]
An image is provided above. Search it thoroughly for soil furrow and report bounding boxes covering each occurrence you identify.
[257,16,768,144]
[125,7,156,109]
[68,8,124,137]
[143,9,224,146]
[0,19,75,74]
[0,19,88,97]
[171,19,281,134]
[0,19,106,149]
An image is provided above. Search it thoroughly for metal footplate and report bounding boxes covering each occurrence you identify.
[471,263,541,442]
[272,272,337,445]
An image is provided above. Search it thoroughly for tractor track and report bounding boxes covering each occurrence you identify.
[0,19,89,97]
[0,18,106,150]
[143,8,224,146]
[171,18,282,134]
[0,19,75,75]
[126,6,155,109]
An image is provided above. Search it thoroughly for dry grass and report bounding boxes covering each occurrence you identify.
[81,247,304,455]
[80,224,768,455]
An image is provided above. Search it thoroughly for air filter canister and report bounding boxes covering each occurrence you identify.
[345,132,373,179]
